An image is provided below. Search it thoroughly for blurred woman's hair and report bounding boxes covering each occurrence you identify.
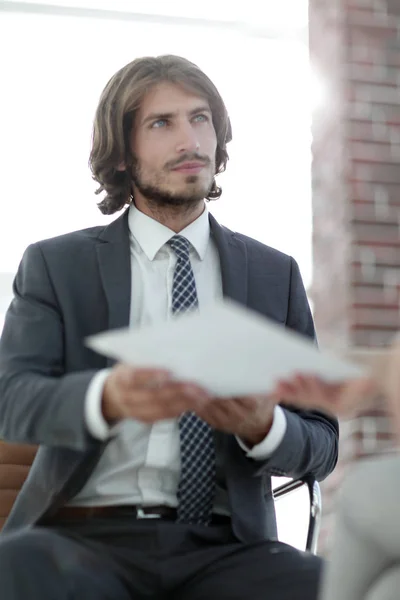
[89,55,232,215]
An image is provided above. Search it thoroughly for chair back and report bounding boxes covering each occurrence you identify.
[0,441,37,530]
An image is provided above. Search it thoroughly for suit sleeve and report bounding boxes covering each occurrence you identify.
[255,257,339,482]
[0,242,100,451]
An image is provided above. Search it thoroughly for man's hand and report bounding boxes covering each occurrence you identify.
[102,365,276,443]
[102,364,210,424]
[271,340,400,419]
[195,394,277,446]
[273,374,378,417]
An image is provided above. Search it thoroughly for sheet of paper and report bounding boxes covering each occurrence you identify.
[86,300,365,397]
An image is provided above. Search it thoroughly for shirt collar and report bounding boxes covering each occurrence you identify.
[127,203,211,261]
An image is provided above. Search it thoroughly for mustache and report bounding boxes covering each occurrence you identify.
[165,153,211,170]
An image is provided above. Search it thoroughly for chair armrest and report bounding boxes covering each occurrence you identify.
[273,475,322,554]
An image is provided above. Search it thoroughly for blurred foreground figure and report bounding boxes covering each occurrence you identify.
[274,337,400,600]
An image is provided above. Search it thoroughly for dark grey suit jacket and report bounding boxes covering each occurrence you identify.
[0,209,338,542]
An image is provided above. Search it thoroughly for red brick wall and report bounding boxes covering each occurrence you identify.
[309,0,400,554]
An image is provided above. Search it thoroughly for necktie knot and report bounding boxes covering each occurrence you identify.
[168,235,191,260]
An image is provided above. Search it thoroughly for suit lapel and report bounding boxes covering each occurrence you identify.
[209,213,248,306]
[94,210,248,358]
[95,210,247,332]
[210,214,255,514]
[25,211,133,522]
[96,209,131,366]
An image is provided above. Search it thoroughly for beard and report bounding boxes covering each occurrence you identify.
[130,154,214,209]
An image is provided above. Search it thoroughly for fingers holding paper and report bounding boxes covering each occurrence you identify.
[101,364,277,443]
[273,374,378,417]
[195,394,277,446]
[272,339,400,418]
[101,364,211,424]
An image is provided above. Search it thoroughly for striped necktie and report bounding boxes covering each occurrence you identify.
[168,235,216,525]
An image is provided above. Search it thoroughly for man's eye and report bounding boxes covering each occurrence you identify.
[193,114,209,123]
[151,119,168,128]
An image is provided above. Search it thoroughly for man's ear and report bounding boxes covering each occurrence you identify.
[116,162,126,171]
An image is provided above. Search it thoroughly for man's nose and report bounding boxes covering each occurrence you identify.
[175,123,200,153]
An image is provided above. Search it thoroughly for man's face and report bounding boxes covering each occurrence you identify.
[130,81,217,208]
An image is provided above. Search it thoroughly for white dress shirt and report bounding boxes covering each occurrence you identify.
[69,204,287,510]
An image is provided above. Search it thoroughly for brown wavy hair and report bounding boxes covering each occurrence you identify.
[89,55,232,215]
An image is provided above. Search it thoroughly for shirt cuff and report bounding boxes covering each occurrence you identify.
[85,369,115,440]
[236,405,287,460]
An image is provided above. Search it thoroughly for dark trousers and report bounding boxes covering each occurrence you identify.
[0,516,322,599]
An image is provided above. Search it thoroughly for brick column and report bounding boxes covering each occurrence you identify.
[309,0,400,554]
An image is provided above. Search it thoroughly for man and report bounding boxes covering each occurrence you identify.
[0,55,338,599]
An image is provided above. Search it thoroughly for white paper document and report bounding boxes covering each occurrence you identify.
[86,300,365,397]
